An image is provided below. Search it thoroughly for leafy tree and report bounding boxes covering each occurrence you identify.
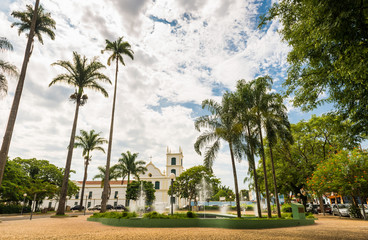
[126,181,155,206]
[308,149,368,219]
[93,165,119,199]
[170,166,220,209]
[0,1,55,187]
[115,151,146,207]
[211,186,235,201]
[0,159,28,202]
[260,0,368,135]
[50,52,111,215]
[74,129,107,211]
[0,37,18,98]
[100,36,134,212]
[194,94,243,218]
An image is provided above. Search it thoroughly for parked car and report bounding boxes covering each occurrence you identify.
[332,204,350,217]
[115,205,127,211]
[106,204,114,210]
[88,205,101,211]
[71,205,84,210]
[317,204,332,214]
[306,204,319,213]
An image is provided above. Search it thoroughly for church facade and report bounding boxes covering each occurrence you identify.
[40,147,185,210]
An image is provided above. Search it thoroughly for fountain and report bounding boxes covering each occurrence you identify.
[136,181,146,217]
[197,177,211,218]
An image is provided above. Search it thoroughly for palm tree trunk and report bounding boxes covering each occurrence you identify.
[268,144,281,218]
[229,142,241,218]
[101,58,119,213]
[56,98,81,215]
[0,0,39,187]
[125,173,130,206]
[79,155,89,211]
[258,121,272,218]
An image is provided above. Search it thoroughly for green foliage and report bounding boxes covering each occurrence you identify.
[260,0,368,135]
[348,203,361,219]
[91,211,137,219]
[143,211,169,219]
[211,186,235,201]
[281,204,292,213]
[126,181,155,205]
[143,211,198,219]
[281,212,293,219]
[0,203,31,214]
[186,211,197,218]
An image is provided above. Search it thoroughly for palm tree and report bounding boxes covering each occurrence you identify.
[0,1,55,187]
[49,52,111,215]
[100,37,134,212]
[115,151,146,207]
[194,94,243,218]
[263,93,294,218]
[0,37,18,98]
[93,165,120,199]
[234,80,263,218]
[74,130,107,211]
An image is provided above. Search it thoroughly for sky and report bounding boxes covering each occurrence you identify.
[0,0,334,192]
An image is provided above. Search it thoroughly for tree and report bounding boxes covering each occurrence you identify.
[100,37,134,212]
[115,151,146,208]
[93,165,119,198]
[126,181,155,206]
[0,1,55,187]
[308,149,368,219]
[211,186,235,201]
[260,0,368,136]
[74,130,107,211]
[194,94,243,218]
[0,37,18,98]
[49,52,111,215]
[170,166,220,209]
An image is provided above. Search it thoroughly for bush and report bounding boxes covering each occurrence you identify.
[281,204,292,213]
[204,205,219,210]
[348,204,362,219]
[143,211,169,219]
[281,212,293,219]
[186,211,197,218]
[91,211,137,219]
[245,204,254,211]
[0,204,31,214]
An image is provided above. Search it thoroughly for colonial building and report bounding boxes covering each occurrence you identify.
[41,147,185,210]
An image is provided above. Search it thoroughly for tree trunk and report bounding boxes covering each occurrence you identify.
[0,0,39,187]
[258,121,272,218]
[318,195,325,216]
[269,144,281,218]
[101,58,119,212]
[56,97,81,215]
[79,155,89,211]
[229,142,241,218]
[125,173,130,207]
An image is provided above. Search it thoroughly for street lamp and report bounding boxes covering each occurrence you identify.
[21,193,27,215]
[169,173,175,215]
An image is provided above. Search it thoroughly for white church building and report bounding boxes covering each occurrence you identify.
[41,147,186,210]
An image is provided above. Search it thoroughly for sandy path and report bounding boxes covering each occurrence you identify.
[0,215,368,240]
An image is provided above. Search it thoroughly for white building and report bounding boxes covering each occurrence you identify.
[41,147,185,210]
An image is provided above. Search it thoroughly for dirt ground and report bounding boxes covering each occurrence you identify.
[1,215,368,240]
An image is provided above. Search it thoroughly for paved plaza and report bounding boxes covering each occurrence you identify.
[0,215,368,240]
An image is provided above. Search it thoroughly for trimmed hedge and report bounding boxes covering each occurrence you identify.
[0,204,31,214]
[88,217,315,229]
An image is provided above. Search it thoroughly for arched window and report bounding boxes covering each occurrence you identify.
[155,181,160,190]
[171,157,176,165]
[171,169,176,175]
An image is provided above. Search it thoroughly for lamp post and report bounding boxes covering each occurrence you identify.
[169,173,175,215]
[21,193,27,215]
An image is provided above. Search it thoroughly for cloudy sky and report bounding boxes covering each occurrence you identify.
[0,0,332,191]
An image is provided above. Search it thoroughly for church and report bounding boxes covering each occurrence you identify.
[41,147,185,210]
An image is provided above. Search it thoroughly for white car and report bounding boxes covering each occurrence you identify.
[332,204,350,217]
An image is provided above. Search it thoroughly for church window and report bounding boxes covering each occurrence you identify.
[75,192,79,199]
[148,173,152,177]
[171,157,176,165]
[155,181,160,190]
[171,169,176,175]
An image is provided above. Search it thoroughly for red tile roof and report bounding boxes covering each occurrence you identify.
[77,180,130,185]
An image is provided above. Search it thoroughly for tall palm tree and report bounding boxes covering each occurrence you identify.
[93,165,119,199]
[115,151,146,207]
[100,37,134,212]
[194,94,244,218]
[250,75,277,218]
[0,37,18,98]
[0,1,55,187]
[49,52,111,215]
[74,130,107,211]
[234,80,263,218]
[263,93,294,218]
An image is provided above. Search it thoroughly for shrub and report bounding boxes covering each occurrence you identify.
[186,211,197,218]
[245,204,254,211]
[91,211,137,219]
[204,205,219,210]
[143,211,169,219]
[281,212,293,219]
[348,204,362,219]
[0,204,31,214]
[281,204,292,213]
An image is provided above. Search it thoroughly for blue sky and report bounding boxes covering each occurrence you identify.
[0,0,336,192]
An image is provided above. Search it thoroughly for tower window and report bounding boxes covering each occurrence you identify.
[155,181,160,190]
[171,169,176,176]
[171,157,176,165]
